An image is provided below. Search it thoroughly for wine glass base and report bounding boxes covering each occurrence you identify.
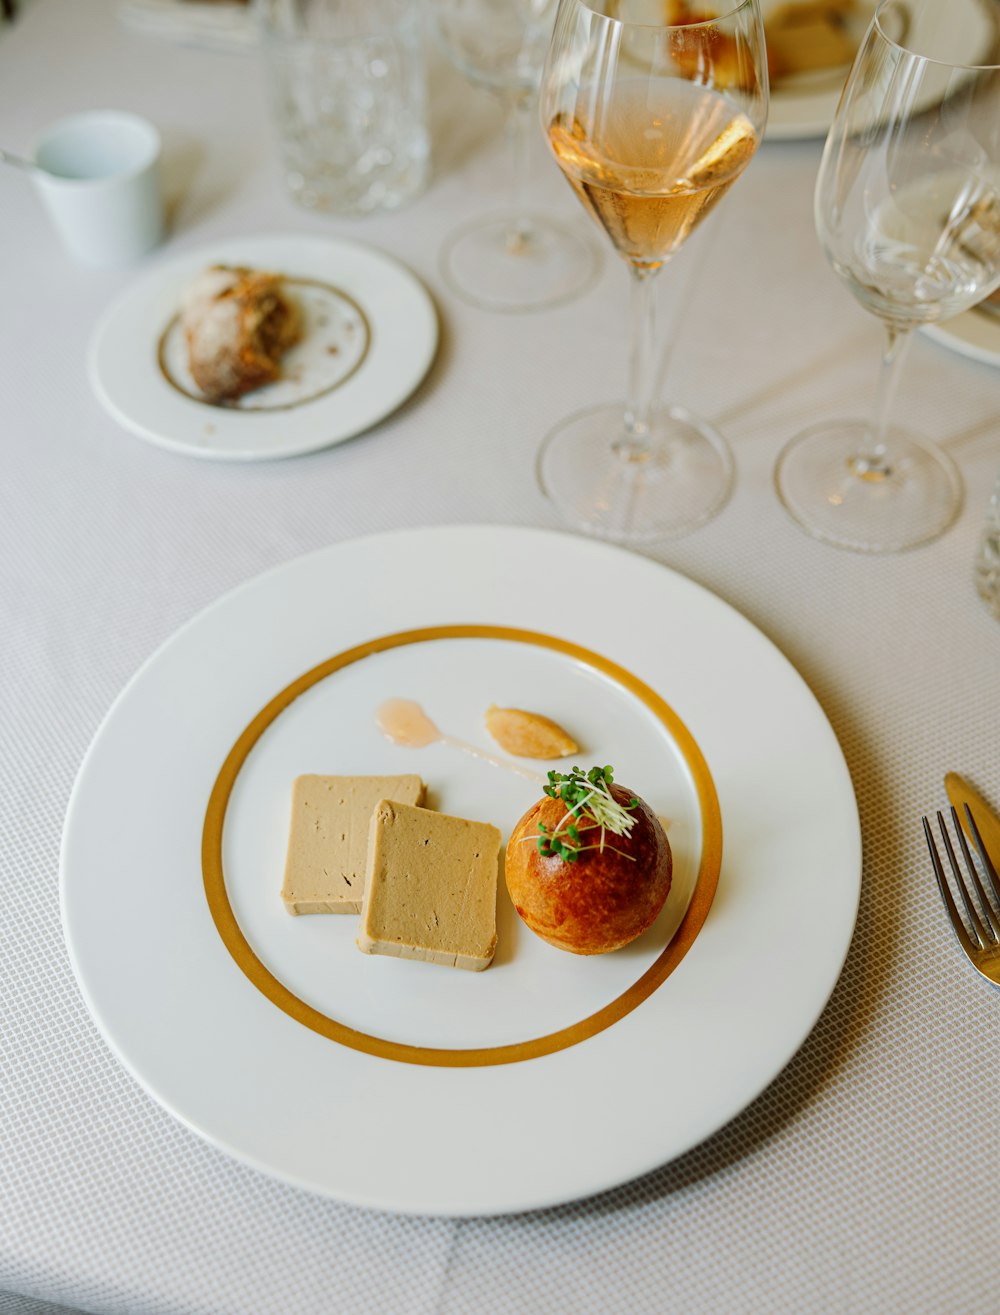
[440,211,600,313]
[537,402,734,543]
[774,421,964,553]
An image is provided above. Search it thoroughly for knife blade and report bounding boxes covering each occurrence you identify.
[944,772,1000,870]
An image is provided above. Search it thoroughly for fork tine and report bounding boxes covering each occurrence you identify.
[937,812,991,949]
[951,807,1000,944]
[923,815,980,957]
[963,803,1000,908]
[936,810,1000,946]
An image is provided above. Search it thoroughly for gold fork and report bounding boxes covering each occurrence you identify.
[922,805,1000,986]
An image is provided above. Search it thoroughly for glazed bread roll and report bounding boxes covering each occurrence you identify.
[506,783,672,955]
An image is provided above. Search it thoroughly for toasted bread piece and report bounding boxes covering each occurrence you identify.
[182,265,301,403]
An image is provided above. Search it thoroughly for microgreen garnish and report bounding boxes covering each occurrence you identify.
[522,765,639,862]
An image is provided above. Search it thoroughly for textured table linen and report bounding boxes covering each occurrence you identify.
[1,2,999,1313]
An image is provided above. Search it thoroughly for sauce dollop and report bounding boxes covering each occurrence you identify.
[375,699,546,784]
[376,698,440,748]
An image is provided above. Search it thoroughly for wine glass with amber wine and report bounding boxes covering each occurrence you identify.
[536,0,768,541]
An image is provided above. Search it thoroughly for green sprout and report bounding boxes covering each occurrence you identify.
[522,765,639,862]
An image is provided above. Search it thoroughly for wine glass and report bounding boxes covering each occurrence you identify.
[433,0,600,312]
[774,0,1000,553]
[536,0,768,542]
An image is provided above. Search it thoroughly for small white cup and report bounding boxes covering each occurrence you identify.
[32,110,164,268]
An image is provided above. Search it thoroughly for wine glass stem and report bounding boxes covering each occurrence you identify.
[855,323,914,479]
[620,265,661,460]
[504,93,534,253]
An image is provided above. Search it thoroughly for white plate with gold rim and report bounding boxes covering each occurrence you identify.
[923,304,1000,370]
[764,0,997,141]
[60,526,860,1216]
[763,0,873,141]
[88,234,438,461]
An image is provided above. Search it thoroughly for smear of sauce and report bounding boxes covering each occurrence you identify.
[376,699,547,784]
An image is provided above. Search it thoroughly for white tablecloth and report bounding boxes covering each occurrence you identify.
[2,3,998,1312]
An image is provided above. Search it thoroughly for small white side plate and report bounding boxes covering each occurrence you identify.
[88,234,438,461]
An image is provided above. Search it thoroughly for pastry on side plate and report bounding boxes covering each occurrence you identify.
[506,764,671,955]
[181,264,302,403]
[764,1,859,84]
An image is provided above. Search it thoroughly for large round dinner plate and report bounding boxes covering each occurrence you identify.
[60,526,860,1216]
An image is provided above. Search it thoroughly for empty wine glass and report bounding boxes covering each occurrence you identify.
[536,0,768,542]
[775,0,1000,553]
[433,0,600,312]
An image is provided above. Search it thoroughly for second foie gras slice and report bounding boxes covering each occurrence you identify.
[358,801,501,971]
[280,774,424,915]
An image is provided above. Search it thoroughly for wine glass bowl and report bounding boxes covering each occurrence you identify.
[775,0,1000,553]
[433,0,600,313]
[434,0,554,96]
[536,0,768,542]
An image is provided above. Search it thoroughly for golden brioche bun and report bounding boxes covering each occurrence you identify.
[505,783,671,955]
